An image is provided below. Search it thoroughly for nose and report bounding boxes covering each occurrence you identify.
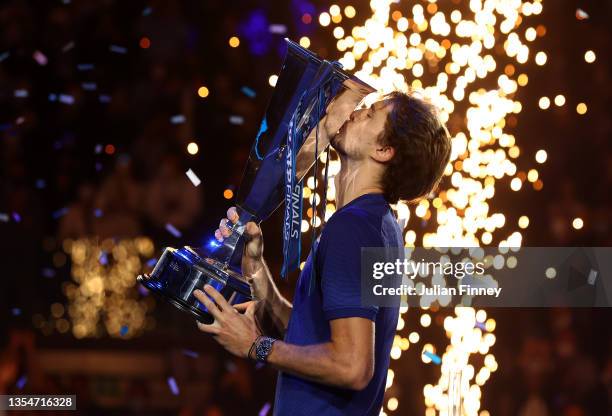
[349,108,365,122]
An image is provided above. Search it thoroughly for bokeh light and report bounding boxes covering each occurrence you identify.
[228,36,240,48]
[198,86,210,98]
[187,142,199,155]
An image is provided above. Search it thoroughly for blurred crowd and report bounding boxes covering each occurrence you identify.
[1,0,611,415]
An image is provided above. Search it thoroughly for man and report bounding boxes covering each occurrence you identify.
[194,91,451,415]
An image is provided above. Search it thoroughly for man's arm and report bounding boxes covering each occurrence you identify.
[266,316,375,390]
[243,255,292,336]
[195,284,375,391]
[217,211,291,336]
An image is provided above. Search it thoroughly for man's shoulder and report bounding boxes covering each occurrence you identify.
[325,206,373,232]
[320,207,385,248]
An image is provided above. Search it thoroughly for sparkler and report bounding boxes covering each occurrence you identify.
[309,1,548,414]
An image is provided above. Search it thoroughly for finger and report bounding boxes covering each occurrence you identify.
[193,289,223,320]
[203,284,231,312]
[197,321,220,335]
[233,301,254,312]
[219,218,232,238]
[227,207,239,224]
[214,229,223,242]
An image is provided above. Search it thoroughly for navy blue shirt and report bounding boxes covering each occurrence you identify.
[274,193,403,416]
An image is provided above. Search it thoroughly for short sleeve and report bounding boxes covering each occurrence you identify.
[318,210,381,321]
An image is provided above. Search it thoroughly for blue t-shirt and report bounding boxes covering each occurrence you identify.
[274,193,403,416]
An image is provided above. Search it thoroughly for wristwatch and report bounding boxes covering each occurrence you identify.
[254,336,277,363]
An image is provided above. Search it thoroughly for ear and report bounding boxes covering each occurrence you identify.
[372,145,395,163]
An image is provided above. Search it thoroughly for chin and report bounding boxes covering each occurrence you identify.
[330,133,344,153]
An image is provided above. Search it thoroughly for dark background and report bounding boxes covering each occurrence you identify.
[1,0,611,415]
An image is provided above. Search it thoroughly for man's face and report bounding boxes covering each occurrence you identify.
[331,98,394,159]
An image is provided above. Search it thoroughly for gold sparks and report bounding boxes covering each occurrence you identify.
[310,0,550,413]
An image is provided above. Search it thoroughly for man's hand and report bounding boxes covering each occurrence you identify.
[194,285,261,358]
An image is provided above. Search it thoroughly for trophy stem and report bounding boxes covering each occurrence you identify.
[209,205,258,270]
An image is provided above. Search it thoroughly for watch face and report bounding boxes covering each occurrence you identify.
[256,337,275,362]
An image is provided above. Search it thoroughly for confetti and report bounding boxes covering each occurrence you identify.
[182,349,199,358]
[142,6,153,16]
[185,168,201,187]
[269,24,287,34]
[259,402,271,416]
[120,325,129,336]
[16,375,27,390]
[94,208,104,218]
[59,94,75,105]
[14,89,29,98]
[423,350,442,365]
[49,93,57,102]
[241,86,256,98]
[165,223,182,238]
[62,41,75,53]
[587,269,598,285]
[99,94,111,103]
[0,51,9,62]
[35,179,46,189]
[167,376,179,395]
[42,268,56,278]
[95,144,103,154]
[0,213,9,222]
[229,115,244,125]
[109,45,127,54]
[12,212,21,222]
[16,116,25,125]
[99,251,108,265]
[82,82,97,91]
[11,308,21,316]
[170,114,186,124]
[146,258,157,267]
[52,207,69,219]
[576,8,589,20]
[77,63,94,71]
[32,50,48,66]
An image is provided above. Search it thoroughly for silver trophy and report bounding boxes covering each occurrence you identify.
[138,39,374,323]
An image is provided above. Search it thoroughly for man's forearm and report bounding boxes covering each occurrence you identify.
[265,340,372,390]
[247,258,292,334]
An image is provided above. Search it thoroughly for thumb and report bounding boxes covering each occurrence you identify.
[234,301,254,313]
[244,221,261,238]
[243,222,263,258]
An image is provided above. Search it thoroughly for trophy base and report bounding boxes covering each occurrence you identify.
[137,246,252,326]
[137,274,214,324]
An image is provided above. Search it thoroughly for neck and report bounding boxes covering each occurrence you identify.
[334,154,385,210]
